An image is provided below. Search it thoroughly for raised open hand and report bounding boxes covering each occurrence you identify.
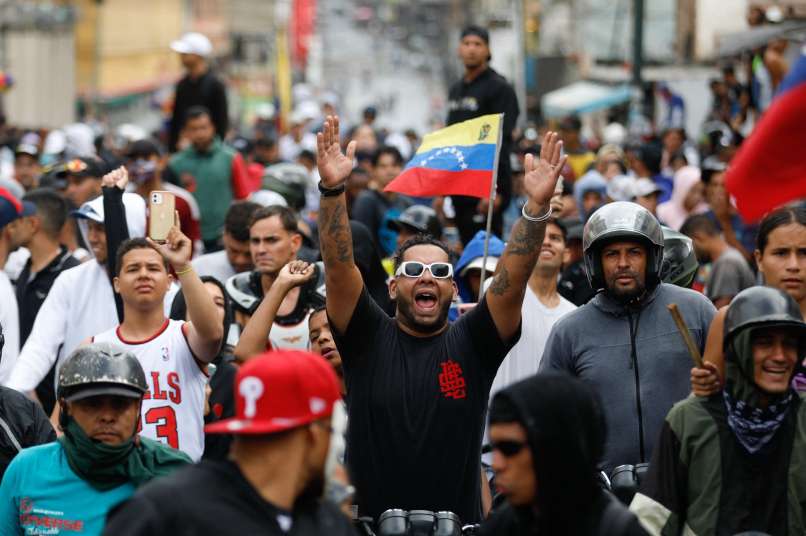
[317,115,357,188]
[102,166,129,190]
[523,132,568,212]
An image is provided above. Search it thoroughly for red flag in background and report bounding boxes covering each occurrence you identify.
[726,48,806,222]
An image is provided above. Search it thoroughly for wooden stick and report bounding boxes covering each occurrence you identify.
[667,303,704,368]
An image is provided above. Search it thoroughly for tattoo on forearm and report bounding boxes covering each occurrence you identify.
[506,218,546,256]
[319,201,353,264]
[489,265,511,296]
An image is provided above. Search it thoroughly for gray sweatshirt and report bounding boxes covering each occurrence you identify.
[538,283,715,474]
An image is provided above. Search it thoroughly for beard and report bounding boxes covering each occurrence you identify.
[605,270,647,304]
[395,294,452,335]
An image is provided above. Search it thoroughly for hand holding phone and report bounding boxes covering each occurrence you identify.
[149,191,176,242]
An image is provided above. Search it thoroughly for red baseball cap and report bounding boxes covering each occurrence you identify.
[205,349,341,435]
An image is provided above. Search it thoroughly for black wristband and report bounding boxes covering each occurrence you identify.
[318,182,346,197]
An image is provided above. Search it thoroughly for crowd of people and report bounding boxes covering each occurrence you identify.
[0,23,800,536]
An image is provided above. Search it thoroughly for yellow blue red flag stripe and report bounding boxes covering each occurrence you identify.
[384,114,502,199]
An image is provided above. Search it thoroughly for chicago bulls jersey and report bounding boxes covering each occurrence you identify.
[93,319,207,461]
[269,313,312,350]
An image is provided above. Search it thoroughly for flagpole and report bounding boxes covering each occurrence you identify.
[478,113,504,300]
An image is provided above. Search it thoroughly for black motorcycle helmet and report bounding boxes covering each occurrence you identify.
[387,205,443,239]
[57,342,148,403]
[261,163,310,211]
[724,286,806,350]
[659,226,698,288]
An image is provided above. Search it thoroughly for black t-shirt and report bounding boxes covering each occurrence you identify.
[334,288,518,523]
[446,67,519,238]
[103,460,356,536]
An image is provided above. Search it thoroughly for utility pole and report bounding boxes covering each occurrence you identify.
[631,0,644,87]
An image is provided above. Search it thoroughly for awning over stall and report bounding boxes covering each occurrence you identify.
[541,81,634,118]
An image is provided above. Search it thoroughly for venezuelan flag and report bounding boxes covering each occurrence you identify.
[384,114,502,199]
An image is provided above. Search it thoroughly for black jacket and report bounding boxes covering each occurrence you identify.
[104,460,357,536]
[479,492,647,536]
[0,386,56,480]
[169,70,229,152]
[447,67,519,243]
[482,373,646,535]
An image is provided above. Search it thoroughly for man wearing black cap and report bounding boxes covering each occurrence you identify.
[388,205,443,248]
[447,25,519,245]
[55,157,107,208]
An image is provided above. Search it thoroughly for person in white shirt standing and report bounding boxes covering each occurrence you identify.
[92,230,223,461]
[7,183,147,402]
[490,219,577,395]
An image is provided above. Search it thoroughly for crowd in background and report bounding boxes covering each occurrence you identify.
[0,22,800,536]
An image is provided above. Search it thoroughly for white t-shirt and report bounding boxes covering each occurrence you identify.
[93,319,207,462]
[0,271,19,384]
[7,261,178,393]
[490,288,576,397]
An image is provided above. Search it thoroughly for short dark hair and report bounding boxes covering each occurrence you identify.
[636,144,662,175]
[249,205,299,234]
[224,201,261,242]
[184,106,212,127]
[254,137,276,150]
[126,138,164,159]
[297,149,315,164]
[115,238,168,276]
[393,234,452,272]
[22,188,69,239]
[372,146,404,167]
[547,218,567,243]
[680,214,720,238]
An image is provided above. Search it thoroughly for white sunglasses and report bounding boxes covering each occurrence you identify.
[395,261,454,279]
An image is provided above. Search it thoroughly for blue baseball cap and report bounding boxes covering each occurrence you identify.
[0,188,36,229]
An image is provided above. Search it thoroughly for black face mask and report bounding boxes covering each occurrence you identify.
[128,159,158,185]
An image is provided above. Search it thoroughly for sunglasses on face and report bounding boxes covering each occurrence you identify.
[491,440,528,457]
[395,261,454,279]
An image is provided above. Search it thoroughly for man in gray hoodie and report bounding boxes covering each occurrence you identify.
[539,202,715,476]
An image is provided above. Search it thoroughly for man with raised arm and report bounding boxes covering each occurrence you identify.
[315,116,566,523]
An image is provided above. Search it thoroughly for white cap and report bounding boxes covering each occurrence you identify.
[606,175,637,202]
[249,190,288,208]
[460,256,499,277]
[170,32,213,57]
[633,177,663,198]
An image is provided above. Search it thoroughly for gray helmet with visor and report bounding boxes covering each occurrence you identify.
[582,202,664,290]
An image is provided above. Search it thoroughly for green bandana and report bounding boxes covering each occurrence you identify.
[59,418,191,491]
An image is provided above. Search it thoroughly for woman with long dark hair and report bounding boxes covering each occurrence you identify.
[692,206,806,395]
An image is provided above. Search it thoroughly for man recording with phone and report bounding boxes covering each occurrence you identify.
[7,172,150,413]
[88,226,223,461]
